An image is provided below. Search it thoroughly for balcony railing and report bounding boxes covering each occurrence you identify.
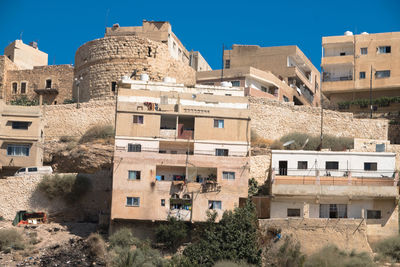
[323,75,353,82]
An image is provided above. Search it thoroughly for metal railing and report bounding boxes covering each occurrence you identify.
[323,75,353,82]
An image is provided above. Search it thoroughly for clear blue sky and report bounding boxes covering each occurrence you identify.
[1,0,399,70]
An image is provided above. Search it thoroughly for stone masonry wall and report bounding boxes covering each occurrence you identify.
[74,36,196,102]
[0,170,112,221]
[250,97,388,140]
[0,55,19,99]
[5,65,74,104]
[42,100,115,140]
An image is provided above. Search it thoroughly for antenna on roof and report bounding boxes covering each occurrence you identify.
[221,44,224,83]
[105,8,110,29]
[19,31,23,40]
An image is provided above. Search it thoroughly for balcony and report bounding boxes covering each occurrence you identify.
[159,129,176,139]
[323,75,353,82]
[321,55,354,66]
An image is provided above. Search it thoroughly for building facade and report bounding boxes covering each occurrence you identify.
[223,45,321,106]
[1,40,74,105]
[111,79,250,223]
[321,31,400,106]
[0,100,43,176]
[197,66,314,105]
[270,150,399,241]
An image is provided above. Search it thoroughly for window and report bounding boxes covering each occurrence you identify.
[208,200,222,210]
[225,59,230,69]
[261,86,268,92]
[45,79,52,89]
[325,161,339,170]
[222,171,235,180]
[376,70,390,78]
[12,82,17,94]
[287,208,301,217]
[128,170,141,180]
[21,82,26,94]
[364,162,377,171]
[215,149,228,156]
[283,95,289,102]
[28,167,38,172]
[128,144,141,152]
[231,80,240,87]
[360,47,368,55]
[111,81,117,92]
[320,204,347,218]
[12,121,29,130]
[214,119,224,128]
[297,161,308,170]
[126,197,140,207]
[377,46,391,54]
[359,72,366,79]
[133,115,144,124]
[340,52,346,56]
[161,199,165,206]
[367,210,381,219]
[7,144,30,156]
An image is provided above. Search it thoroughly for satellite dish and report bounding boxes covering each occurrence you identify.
[283,140,295,147]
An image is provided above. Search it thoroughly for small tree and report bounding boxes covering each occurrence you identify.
[183,201,261,266]
[10,95,38,106]
[155,217,188,251]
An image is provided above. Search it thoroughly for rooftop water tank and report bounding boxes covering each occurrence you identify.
[361,32,369,35]
[344,31,353,36]
[163,77,176,83]
[140,74,149,81]
[221,81,232,87]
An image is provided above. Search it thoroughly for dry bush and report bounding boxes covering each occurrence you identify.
[0,229,25,253]
[305,245,374,267]
[251,130,274,148]
[87,233,106,259]
[79,125,114,144]
[270,140,283,150]
[213,260,255,267]
[37,174,91,202]
[59,135,77,143]
[375,235,400,262]
[280,132,354,151]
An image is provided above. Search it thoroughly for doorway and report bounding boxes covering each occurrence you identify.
[279,161,288,176]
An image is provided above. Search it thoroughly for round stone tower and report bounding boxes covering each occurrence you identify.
[74,35,195,102]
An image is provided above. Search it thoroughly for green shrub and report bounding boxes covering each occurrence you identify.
[279,132,353,151]
[375,235,400,262]
[183,201,261,266]
[248,178,259,197]
[110,228,166,267]
[213,260,255,267]
[10,95,39,106]
[109,228,140,249]
[0,215,4,221]
[0,229,25,252]
[305,245,375,267]
[156,217,188,250]
[272,236,305,267]
[37,174,91,202]
[79,124,114,143]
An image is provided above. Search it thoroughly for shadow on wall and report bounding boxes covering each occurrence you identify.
[28,169,112,236]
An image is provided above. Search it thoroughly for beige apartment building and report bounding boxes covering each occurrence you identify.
[105,20,211,72]
[322,31,400,105]
[223,45,321,106]
[0,100,43,176]
[111,78,250,223]
[197,66,314,105]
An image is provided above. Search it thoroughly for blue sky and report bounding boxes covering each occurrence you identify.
[1,0,399,70]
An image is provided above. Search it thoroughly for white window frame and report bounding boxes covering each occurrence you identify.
[222,171,235,180]
[7,144,30,156]
[128,170,141,180]
[126,197,140,207]
[208,200,222,210]
[214,119,224,128]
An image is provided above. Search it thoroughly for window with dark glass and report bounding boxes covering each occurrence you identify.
[325,161,339,170]
[133,115,144,124]
[364,162,377,171]
[126,197,140,207]
[377,46,391,54]
[297,161,308,169]
[287,208,301,217]
[128,144,141,152]
[360,47,368,55]
[225,59,230,69]
[12,82,17,94]
[111,81,117,92]
[215,149,228,156]
[359,72,366,79]
[12,121,29,130]
[45,79,52,89]
[21,82,27,94]
[367,210,381,219]
[375,70,390,78]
